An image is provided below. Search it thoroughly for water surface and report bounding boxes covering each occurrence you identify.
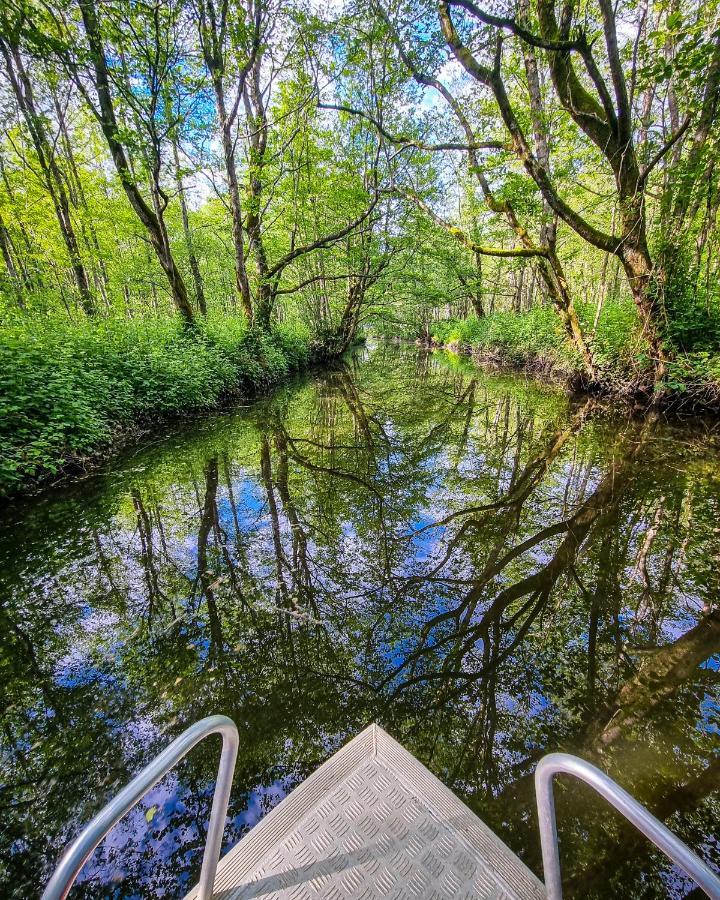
[1,345,718,898]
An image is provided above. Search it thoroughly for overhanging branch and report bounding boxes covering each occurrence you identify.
[267,195,381,280]
[396,188,548,258]
[640,116,692,184]
[318,100,506,152]
[448,0,581,52]
[438,1,620,255]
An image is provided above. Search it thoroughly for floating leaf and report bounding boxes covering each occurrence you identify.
[145,805,158,824]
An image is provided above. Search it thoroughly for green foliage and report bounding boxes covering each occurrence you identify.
[271,321,313,369]
[429,301,720,400]
[430,307,579,371]
[2,0,720,509]
[665,350,720,395]
[583,299,653,379]
[0,316,312,496]
[656,242,720,353]
[429,297,674,383]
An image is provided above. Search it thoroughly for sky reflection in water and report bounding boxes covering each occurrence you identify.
[0,344,719,898]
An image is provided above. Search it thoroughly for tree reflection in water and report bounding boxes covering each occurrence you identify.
[0,345,718,898]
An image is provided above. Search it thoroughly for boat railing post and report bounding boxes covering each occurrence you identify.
[41,714,239,900]
[534,756,562,900]
[534,752,720,900]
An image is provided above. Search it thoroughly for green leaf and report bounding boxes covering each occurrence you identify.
[145,805,158,824]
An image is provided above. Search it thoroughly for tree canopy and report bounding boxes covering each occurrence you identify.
[1,0,717,355]
[1,0,720,497]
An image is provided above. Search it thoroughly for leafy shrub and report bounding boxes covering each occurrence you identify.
[656,241,720,353]
[0,315,312,495]
[431,307,578,371]
[272,321,312,369]
[431,301,657,382]
[582,299,651,380]
[665,350,720,395]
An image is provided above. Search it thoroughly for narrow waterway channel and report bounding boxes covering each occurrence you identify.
[1,344,718,898]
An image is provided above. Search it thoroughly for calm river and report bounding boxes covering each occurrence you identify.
[1,344,718,898]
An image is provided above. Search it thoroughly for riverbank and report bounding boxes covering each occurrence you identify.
[426,308,720,415]
[0,315,326,499]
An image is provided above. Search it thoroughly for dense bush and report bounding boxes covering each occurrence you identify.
[430,301,660,381]
[0,315,312,496]
[581,299,652,380]
[428,302,720,399]
[430,306,579,372]
[657,241,720,353]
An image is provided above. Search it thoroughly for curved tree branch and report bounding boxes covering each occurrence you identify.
[448,0,578,51]
[318,100,506,152]
[438,1,620,255]
[396,188,548,258]
[267,195,381,280]
[597,0,631,142]
[536,0,619,143]
[639,115,691,184]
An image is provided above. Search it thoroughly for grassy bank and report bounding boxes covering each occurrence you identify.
[0,315,314,498]
[429,304,644,382]
[428,305,720,410]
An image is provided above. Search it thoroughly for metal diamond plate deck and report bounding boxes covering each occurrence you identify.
[185,725,546,900]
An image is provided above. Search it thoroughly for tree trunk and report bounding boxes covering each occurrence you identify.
[171,137,207,316]
[0,156,37,289]
[0,39,95,315]
[0,209,25,307]
[196,456,226,660]
[243,64,273,327]
[471,249,484,317]
[77,0,194,324]
[519,0,556,252]
[211,75,253,321]
[197,0,255,320]
[337,270,374,353]
[620,234,668,383]
[588,611,720,750]
[52,86,110,309]
[694,174,719,270]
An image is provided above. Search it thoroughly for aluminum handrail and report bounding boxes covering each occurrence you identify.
[41,714,239,900]
[535,752,720,900]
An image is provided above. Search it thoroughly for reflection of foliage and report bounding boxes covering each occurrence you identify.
[0,345,718,898]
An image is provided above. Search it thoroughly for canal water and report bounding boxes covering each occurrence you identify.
[1,344,718,898]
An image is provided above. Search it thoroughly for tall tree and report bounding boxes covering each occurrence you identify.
[171,132,207,316]
[69,0,196,323]
[196,0,258,320]
[0,26,95,314]
[338,4,597,377]
[430,0,719,381]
